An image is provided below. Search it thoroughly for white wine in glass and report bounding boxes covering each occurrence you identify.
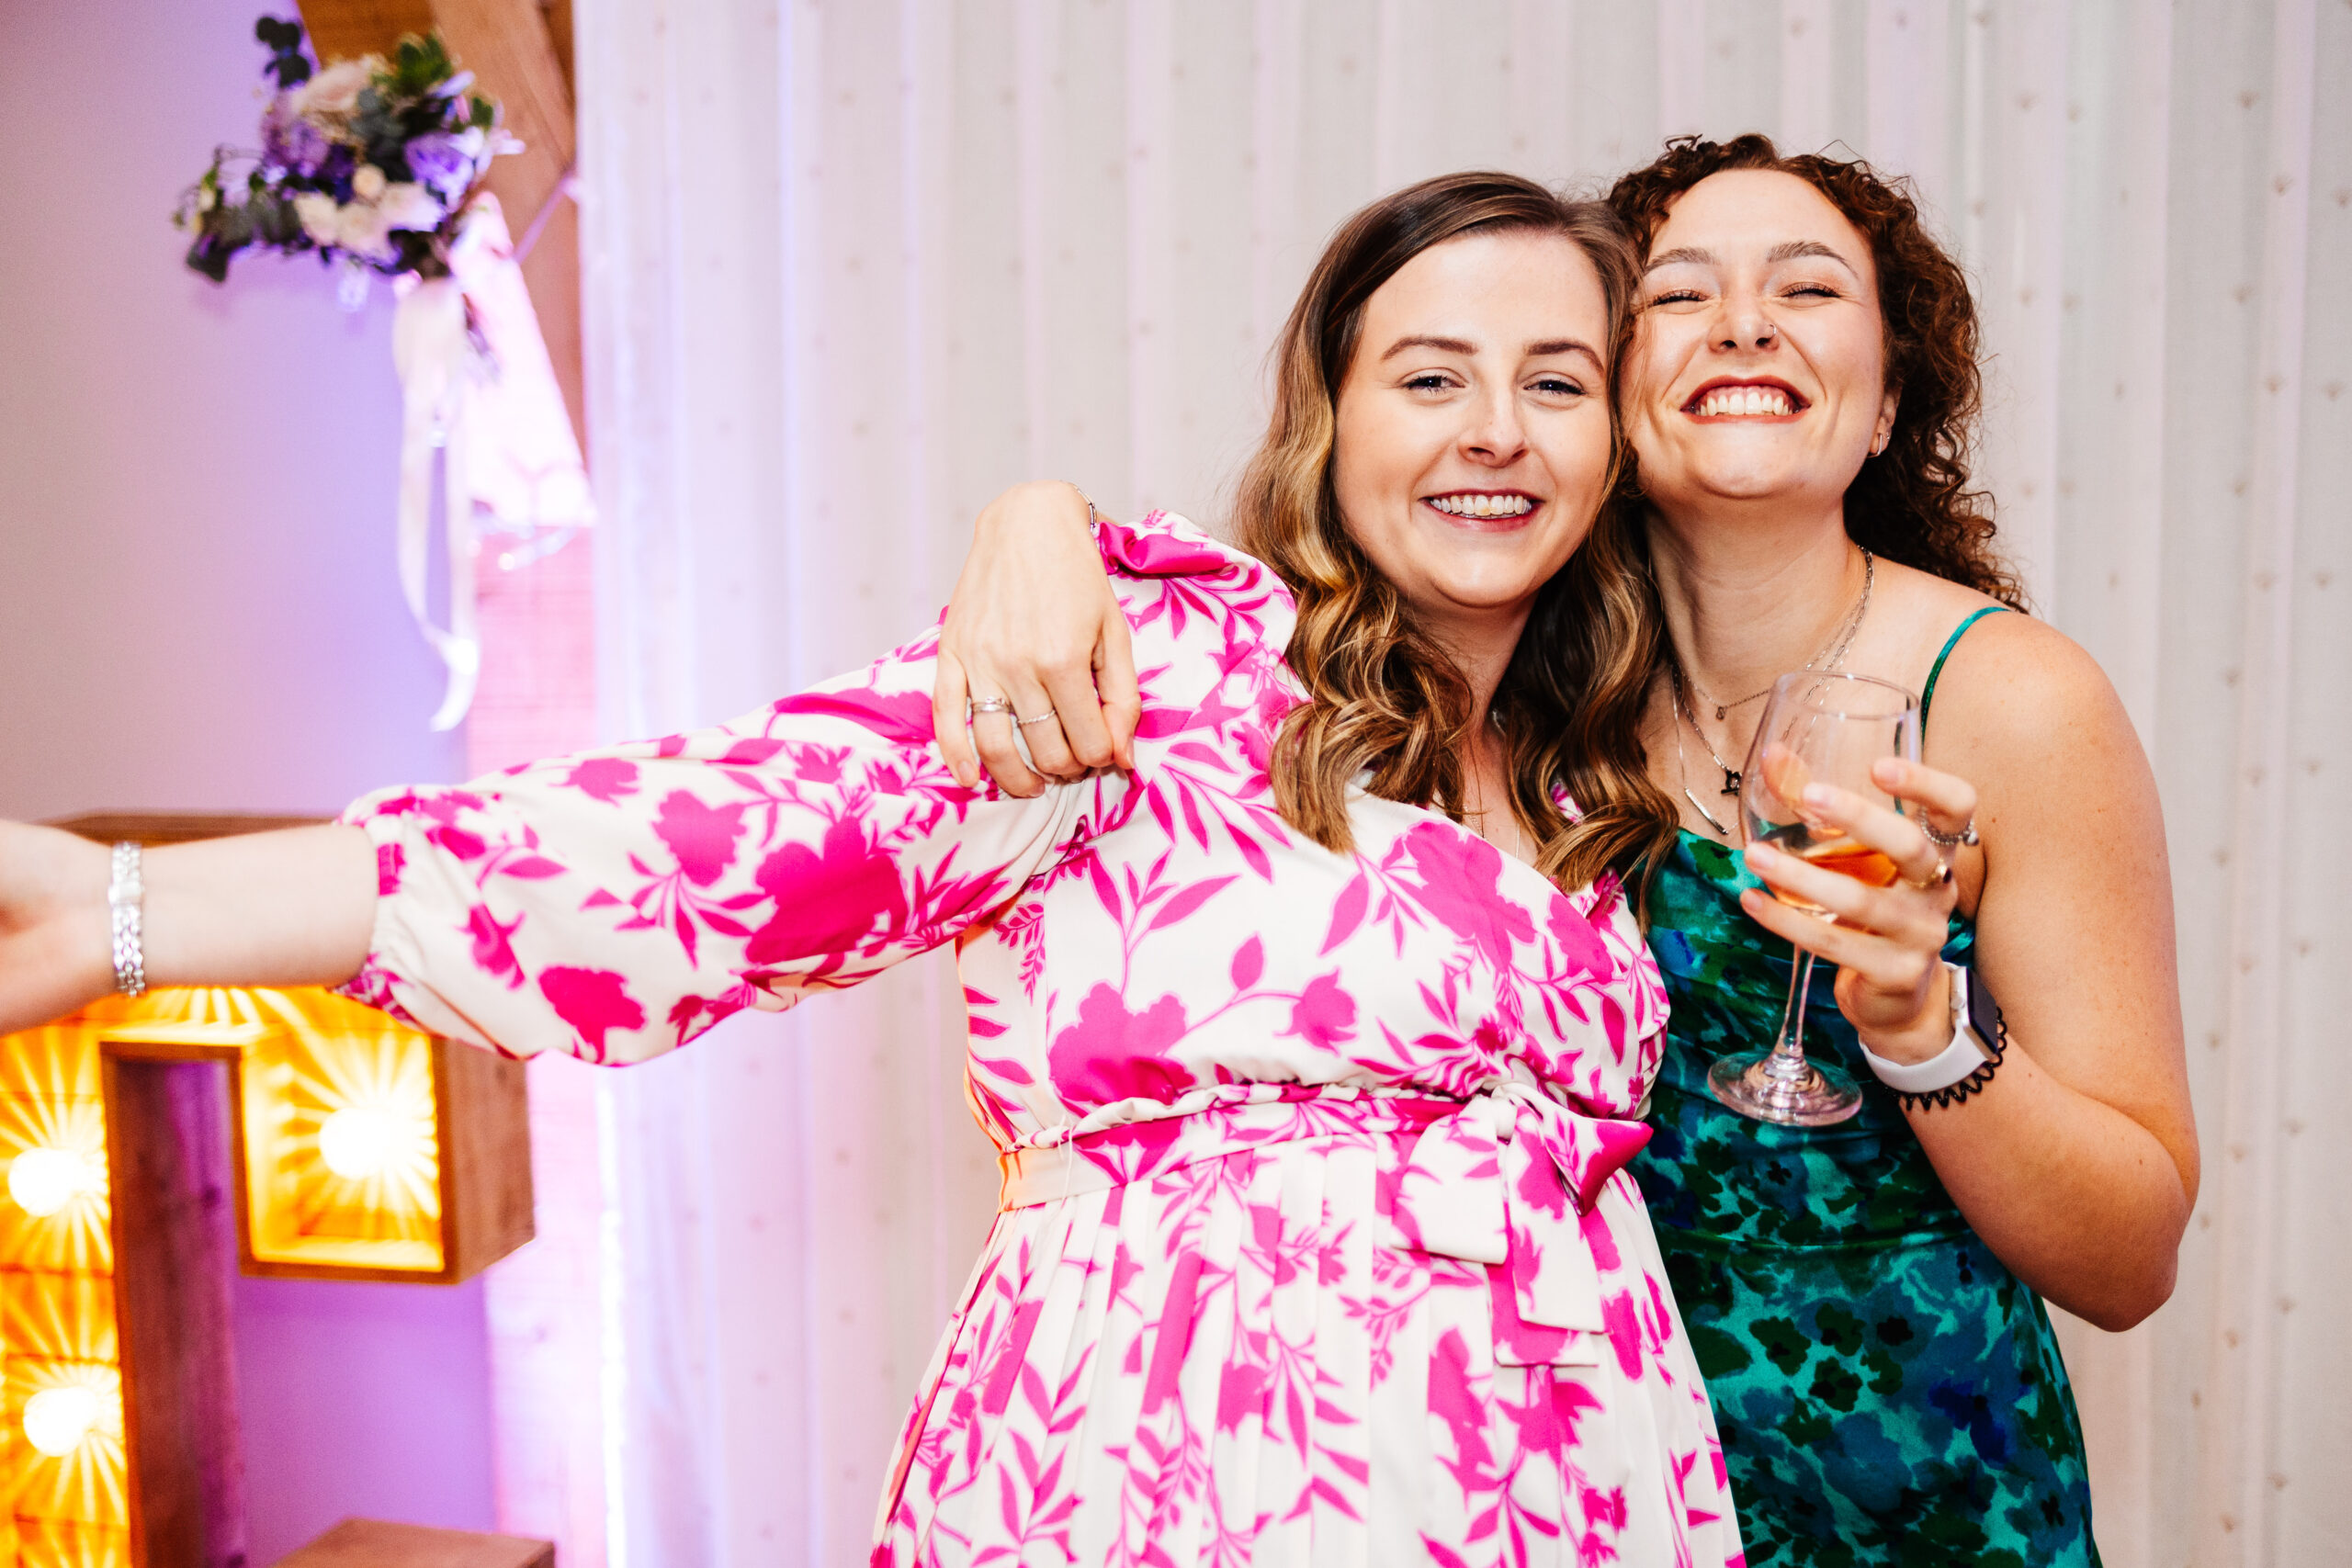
[1707,671,1921,1126]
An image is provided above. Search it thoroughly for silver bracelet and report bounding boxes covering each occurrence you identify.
[1062,481,1102,538]
[107,841,147,998]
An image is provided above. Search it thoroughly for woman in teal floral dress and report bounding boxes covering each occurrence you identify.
[932,136,2197,1568]
[1637,653,2098,1566]
[1603,139,2196,1565]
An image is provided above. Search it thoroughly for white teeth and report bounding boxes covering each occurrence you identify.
[1430,493,1533,518]
[1695,385,1793,418]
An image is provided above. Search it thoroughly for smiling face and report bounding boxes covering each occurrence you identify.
[1624,169,1897,522]
[1328,229,1615,645]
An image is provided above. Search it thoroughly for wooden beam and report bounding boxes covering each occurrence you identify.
[49,813,325,847]
[295,0,587,456]
[102,1055,250,1568]
[294,1,435,66]
[541,0,575,105]
[426,0,585,455]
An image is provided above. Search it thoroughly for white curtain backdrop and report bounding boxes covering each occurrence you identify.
[566,3,2350,1564]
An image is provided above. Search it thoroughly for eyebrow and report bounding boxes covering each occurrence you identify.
[1378,333,1602,367]
[1766,239,1860,274]
[1644,246,1716,272]
[1645,241,1860,276]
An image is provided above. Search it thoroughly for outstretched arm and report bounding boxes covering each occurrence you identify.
[3,625,1113,1062]
[0,820,376,1036]
[933,481,1139,797]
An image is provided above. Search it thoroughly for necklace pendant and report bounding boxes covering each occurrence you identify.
[1684,786,1733,838]
[1713,704,1726,720]
[1720,769,1742,798]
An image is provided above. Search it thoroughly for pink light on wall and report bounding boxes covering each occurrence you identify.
[449,201,608,1568]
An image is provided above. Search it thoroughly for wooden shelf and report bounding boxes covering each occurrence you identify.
[277,1517,554,1568]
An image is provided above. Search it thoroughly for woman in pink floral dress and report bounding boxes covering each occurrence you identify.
[0,175,1741,1566]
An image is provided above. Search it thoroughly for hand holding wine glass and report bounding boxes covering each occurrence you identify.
[1713,672,1986,1124]
[1709,672,1935,1123]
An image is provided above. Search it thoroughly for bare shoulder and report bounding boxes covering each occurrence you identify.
[1916,603,2141,784]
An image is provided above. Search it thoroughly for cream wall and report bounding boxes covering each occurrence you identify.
[0,1,497,1560]
[0,0,463,819]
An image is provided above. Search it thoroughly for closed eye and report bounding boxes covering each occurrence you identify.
[1645,289,1708,307]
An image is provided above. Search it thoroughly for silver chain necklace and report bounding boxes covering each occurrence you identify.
[1668,547,1874,834]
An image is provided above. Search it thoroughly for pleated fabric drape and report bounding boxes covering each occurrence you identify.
[559,4,2350,1564]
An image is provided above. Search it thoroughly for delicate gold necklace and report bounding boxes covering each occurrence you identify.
[1465,714,1532,862]
[1679,547,1875,721]
[1667,547,1874,834]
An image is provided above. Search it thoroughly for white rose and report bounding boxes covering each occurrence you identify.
[293,192,342,246]
[375,183,445,233]
[351,164,388,200]
[334,201,397,263]
[292,59,372,119]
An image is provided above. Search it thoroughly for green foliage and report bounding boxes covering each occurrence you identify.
[254,15,311,88]
[381,32,458,99]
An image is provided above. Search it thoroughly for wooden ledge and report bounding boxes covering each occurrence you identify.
[277,1517,555,1567]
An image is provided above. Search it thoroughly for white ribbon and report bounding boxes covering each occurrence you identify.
[391,274,480,731]
[389,197,594,733]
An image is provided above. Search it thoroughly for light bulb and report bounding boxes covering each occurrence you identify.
[22,1385,101,1458]
[9,1148,94,1218]
[318,1106,413,1180]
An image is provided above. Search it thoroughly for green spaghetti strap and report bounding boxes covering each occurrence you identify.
[1920,605,2009,733]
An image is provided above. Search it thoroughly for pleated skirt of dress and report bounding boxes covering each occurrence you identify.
[871,1131,1745,1567]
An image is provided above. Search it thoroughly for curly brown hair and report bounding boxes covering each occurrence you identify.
[1232,171,1675,896]
[1607,134,2026,606]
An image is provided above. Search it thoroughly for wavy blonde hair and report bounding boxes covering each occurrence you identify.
[1234,172,1683,900]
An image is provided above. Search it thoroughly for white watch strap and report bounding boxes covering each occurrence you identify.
[1860,961,1990,1094]
[1861,1029,1990,1094]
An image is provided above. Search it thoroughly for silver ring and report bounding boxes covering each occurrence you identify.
[967,695,1012,718]
[1922,817,1979,850]
[1015,711,1057,727]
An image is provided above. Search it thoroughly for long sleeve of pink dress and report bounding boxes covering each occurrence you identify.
[340,513,1745,1568]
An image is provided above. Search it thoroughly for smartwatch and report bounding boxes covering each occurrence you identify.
[1860,961,2006,1103]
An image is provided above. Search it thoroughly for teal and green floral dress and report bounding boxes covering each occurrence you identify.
[1631,648,2100,1565]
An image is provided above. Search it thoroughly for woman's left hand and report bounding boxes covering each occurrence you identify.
[1738,756,1979,1064]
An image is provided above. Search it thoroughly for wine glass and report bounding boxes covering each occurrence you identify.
[1707,671,1922,1126]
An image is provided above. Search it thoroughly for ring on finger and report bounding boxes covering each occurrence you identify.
[1015,711,1057,728]
[967,695,1012,719]
[1904,859,1954,892]
[1922,816,1979,849]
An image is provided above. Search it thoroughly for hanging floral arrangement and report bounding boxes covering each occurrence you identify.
[171,17,594,735]
[175,17,514,304]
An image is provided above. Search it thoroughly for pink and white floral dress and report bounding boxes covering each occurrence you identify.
[341,513,1744,1568]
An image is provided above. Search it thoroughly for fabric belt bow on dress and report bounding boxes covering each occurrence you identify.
[996,1077,1652,1370]
[1389,1077,1653,1366]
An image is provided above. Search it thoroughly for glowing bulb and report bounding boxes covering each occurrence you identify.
[22,1385,101,1458]
[8,1148,95,1218]
[318,1106,417,1180]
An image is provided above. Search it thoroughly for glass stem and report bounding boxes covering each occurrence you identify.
[1766,942,1820,1083]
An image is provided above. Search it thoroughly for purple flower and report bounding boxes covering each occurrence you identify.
[404,132,475,198]
[261,96,331,177]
